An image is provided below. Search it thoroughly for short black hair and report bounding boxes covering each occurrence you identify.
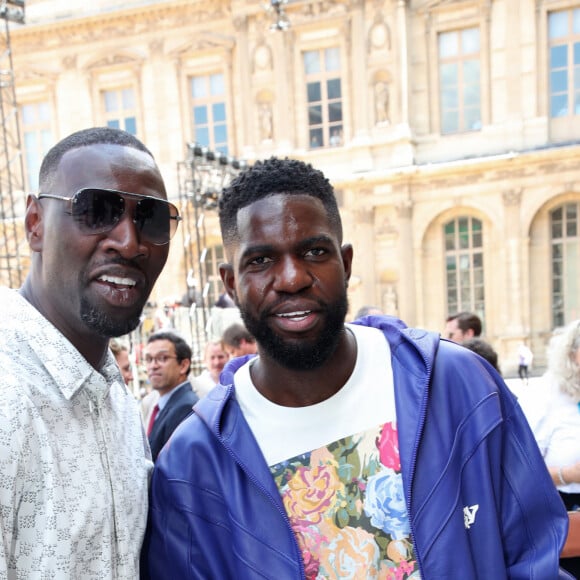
[39,127,153,191]
[446,311,482,336]
[221,323,256,348]
[147,331,192,364]
[462,337,500,374]
[219,157,342,246]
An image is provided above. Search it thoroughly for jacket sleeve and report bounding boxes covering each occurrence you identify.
[496,381,569,579]
[406,341,569,580]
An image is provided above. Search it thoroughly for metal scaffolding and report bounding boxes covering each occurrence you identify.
[0,0,26,289]
[177,144,245,367]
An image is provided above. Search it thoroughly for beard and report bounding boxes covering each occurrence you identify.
[240,290,349,371]
[80,294,143,338]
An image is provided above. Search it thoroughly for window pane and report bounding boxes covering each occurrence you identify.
[214,124,227,143]
[463,60,480,84]
[41,129,52,150]
[329,126,343,146]
[442,111,459,133]
[39,102,50,122]
[21,104,35,124]
[441,88,458,110]
[465,107,482,131]
[308,105,322,125]
[195,127,209,145]
[213,102,226,122]
[106,119,120,129]
[328,101,342,123]
[439,31,457,58]
[551,94,568,117]
[194,105,208,124]
[325,47,341,71]
[104,91,118,112]
[462,28,480,53]
[122,88,135,108]
[327,78,342,99]
[549,11,568,39]
[551,69,568,93]
[210,74,224,96]
[124,117,137,135]
[191,77,206,98]
[551,45,568,69]
[309,128,323,148]
[440,63,458,86]
[303,50,320,74]
[307,82,321,103]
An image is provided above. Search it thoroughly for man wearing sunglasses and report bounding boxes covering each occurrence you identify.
[0,127,180,578]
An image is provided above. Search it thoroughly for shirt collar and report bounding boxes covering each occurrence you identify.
[4,288,125,402]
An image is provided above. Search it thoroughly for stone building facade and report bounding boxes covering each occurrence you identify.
[7,0,580,373]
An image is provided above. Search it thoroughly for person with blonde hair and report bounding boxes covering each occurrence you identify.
[519,319,580,577]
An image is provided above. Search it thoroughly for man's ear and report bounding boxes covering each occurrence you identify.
[24,195,44,252]
[219,263,237,303]
[341,243,354,287]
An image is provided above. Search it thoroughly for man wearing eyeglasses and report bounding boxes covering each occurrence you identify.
[144,331,198,462]
[0,127,180,579]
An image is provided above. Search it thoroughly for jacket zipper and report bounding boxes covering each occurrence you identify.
[404,346,433,577]
[214,388,306,580]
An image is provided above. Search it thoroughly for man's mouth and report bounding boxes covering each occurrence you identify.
[276,310,312,320]
[98,274,137,288]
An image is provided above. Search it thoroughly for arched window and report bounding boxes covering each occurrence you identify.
[551,203,580,327]
[444,216,485,319]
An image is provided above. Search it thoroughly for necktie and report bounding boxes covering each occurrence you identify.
[147,404,159,436]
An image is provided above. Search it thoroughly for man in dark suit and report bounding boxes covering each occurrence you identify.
[144,331,198,461]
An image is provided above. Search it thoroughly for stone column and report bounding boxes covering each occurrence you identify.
[395,198,416,324]
[502,188,526,335]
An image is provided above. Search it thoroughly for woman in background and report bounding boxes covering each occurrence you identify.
[519,320,580,577]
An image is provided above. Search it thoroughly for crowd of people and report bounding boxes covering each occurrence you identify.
[0,127,577,579]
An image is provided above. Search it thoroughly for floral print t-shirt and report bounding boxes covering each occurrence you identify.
[234,324,421,579]
[270,422,419,579]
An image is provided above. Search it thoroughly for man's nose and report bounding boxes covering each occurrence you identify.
[101,210,149,258]
[272,256,312,293]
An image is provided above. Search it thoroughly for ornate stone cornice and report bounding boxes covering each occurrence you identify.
[12,2,231,54]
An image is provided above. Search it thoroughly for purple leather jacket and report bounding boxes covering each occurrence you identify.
[142,316,569,579]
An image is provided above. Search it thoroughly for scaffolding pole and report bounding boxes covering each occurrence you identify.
[0,0,26,289]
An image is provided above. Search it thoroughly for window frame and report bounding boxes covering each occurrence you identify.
[544,5,580,141]
[101,87,138,135]
[443,215,486,321]
[302,46,344,150]
[437,27,482,134]
[19,99,54,192]
[550,201,580,327]
[188,71,230,155]
[424,1,490,137]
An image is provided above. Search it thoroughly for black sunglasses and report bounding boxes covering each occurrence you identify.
[38,188,181,246]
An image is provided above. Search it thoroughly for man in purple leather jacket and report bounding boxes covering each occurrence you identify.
[142,158,569,579]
